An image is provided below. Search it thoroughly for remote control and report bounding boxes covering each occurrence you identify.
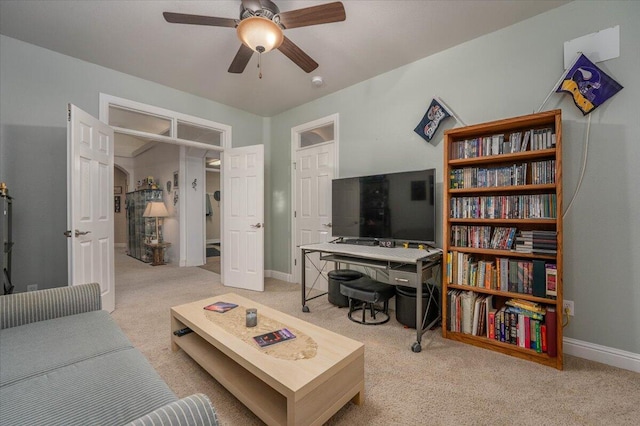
[173,327,193,337]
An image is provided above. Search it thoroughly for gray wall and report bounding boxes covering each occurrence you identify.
[0,34,264,292]
[268,1,640,354]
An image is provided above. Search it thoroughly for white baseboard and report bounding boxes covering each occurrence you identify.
[564,337,640,373]
[206,239,220,244]
[265,270,293,282]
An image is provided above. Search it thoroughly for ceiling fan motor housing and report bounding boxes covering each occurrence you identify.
[240,0,281,23]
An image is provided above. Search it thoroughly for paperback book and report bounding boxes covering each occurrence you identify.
[203,301,238,313]
[253,328,296,348]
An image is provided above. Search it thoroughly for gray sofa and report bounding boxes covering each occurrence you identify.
[0,283,218,426]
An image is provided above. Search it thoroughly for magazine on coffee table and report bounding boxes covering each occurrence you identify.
[203,301,238,313]
[253,328,296,347]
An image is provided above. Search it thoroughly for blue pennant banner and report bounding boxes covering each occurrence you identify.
[414,98,452,143]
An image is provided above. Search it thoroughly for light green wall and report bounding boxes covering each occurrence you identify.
[1,1,638,355]
[269,1,640,353]
[0,34,263,292]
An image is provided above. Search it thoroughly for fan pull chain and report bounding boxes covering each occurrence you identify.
[258,52,262,79]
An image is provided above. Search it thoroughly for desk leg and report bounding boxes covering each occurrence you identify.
[301,248,310,312]
[411,260,424,352]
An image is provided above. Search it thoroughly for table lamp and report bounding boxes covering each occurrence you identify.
[143,201,169,243]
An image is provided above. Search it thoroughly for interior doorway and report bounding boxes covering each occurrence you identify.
[100,94,230,270]
[201,162,221,275]
[113,166,128,249]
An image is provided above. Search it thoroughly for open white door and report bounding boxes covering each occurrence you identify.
[67,104,115,312]
[222,145,264,291]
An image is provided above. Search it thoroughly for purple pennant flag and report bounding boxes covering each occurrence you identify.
[556,54,623,115]
[414,98,452,143]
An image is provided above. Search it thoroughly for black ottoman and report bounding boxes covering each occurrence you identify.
[340,276,396,325]
[327,270,364,307]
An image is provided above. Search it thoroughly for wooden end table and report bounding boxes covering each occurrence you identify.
[145,241,170,266]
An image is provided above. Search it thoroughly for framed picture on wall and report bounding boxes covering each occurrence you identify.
[173,171,179,189]
[114,196,121,213]
[114,186,122,194]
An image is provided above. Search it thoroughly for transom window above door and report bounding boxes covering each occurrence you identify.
[178,120,222,146]
[102,94,231,151]
[300,123,334,147]
[108,105,172,136]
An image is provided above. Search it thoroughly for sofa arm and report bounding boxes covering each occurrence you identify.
[0,282,101,329]
[126,394,219,426]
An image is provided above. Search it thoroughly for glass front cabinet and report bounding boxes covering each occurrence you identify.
[126,189,163,263]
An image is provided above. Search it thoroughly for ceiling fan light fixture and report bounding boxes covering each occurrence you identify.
[237,16,283,53]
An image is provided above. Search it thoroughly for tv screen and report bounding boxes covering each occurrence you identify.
[332,169,436,243]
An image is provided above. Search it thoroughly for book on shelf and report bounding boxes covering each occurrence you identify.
[447,251,555,298]
[203,301,238,313]
[505,298,546,314]
[460,291,476,334]
[545,264,558,297]
[449,128,555,160]
[253,328,296,348]
[545,308,558,357]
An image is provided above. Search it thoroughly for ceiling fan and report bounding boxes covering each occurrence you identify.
[163,0,346,75]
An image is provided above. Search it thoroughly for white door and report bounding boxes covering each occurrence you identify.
[295,143,334,291]
[67,104,115,312]
[222,145,264,291]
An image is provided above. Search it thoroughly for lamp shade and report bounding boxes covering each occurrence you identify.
[237,16,283,53]
[143,201,169,218]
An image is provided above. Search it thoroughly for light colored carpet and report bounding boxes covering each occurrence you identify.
[112,249,640,425]
[199,256,221,275]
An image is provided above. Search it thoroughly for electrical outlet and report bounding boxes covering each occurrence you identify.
[563,300,574,316]
[27,284,38,292]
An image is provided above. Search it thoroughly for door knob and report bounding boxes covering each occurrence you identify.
[250,223,263,229]
[323,223,332,228]
[75,229,91,237]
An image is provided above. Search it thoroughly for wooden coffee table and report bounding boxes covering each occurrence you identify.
[170,293,364,426]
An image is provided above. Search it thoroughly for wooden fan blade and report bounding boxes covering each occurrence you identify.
[278,1,346,29]
[278,36,318,73]
[163,12,237,28]
[228,44,254,73]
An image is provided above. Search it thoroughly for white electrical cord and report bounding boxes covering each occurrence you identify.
[563,113,591,219]
[536,61,592,221]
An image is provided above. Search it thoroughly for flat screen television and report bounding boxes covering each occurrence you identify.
[331,168,436,244]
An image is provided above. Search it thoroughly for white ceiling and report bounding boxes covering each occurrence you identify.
[0,0,570,117]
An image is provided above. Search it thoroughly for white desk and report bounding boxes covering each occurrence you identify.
[299,242,442,352]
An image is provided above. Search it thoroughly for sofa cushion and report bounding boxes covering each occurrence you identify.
[0,348,178,426]
[126,394,219,426]
[0,310,132,387]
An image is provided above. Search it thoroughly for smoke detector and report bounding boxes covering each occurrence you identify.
[311,76,324,87]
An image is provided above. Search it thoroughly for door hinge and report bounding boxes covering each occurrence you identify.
[67,106,71,122]
[294,211,296,218]
[294,259,297,266]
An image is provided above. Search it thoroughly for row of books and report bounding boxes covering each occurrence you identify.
[449,194,557,220]
[449,164,527,189]
[513,230,558,254]
[446,250,558,298]
[530,160,556,185]
[449,128,556,160]
[447,292,558,356]
[450,226,517,250]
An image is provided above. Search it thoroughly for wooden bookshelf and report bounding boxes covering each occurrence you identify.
[442,110,563,369]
